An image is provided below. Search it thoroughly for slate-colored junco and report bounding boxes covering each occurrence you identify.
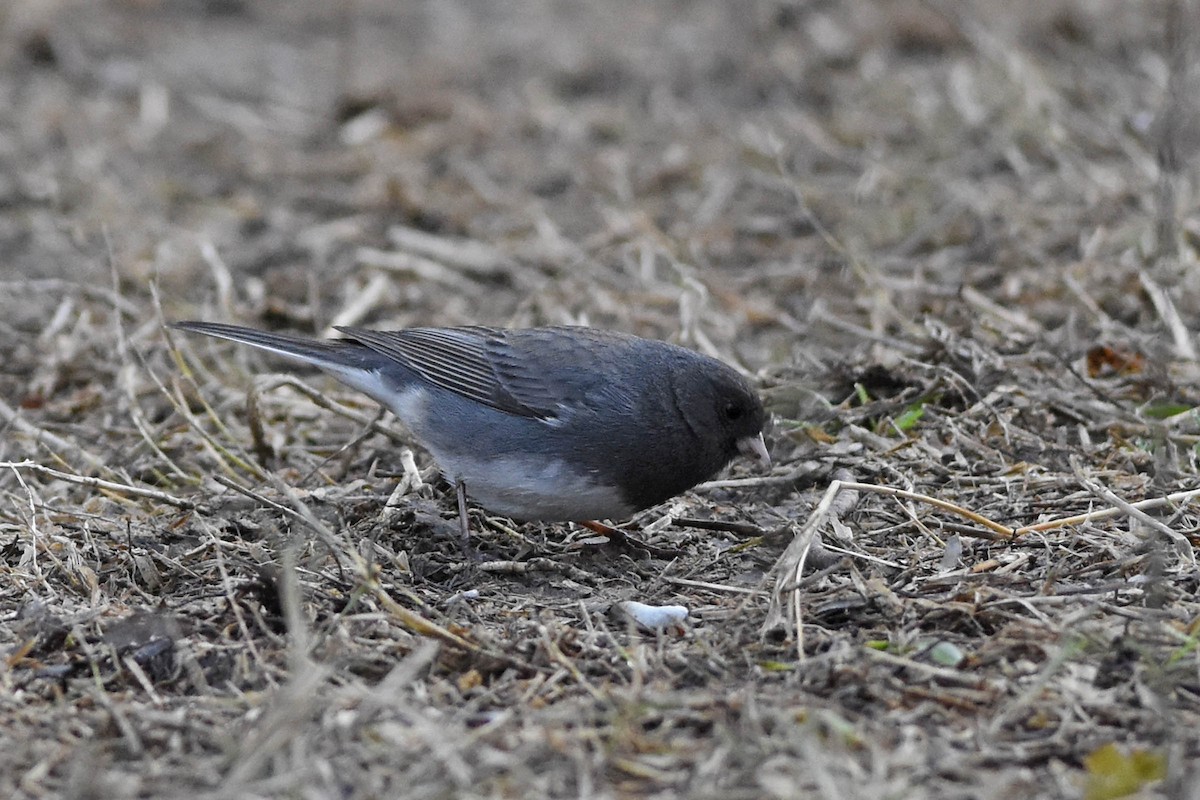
[172,321,770,534]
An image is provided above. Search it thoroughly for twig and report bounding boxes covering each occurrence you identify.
[325,271,394,334]
[765,480,846,658]
[164,339,270,481]
[0,460,200,510]
[860,646,991,689]
[836,481,1016,538]
[0,397,107,472]
[661,575,766,596]
[257,470,484,655]
[256,375,412,446]
[768,474,1200,655]
[1139,270,1197,360]
[961,286,1041,334]
[0,278,141,317]
[115,265,189,481]
[387,224,513,276]
[696,461,822,491]
[1014,486,1200,535]
[358,247,481,289]
[671,517,765,536]
[1069,458,1195,563]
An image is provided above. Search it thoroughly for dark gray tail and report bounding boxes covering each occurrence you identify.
[171,321,367,369]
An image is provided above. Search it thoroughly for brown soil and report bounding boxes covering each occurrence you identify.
[2,2,1199,798]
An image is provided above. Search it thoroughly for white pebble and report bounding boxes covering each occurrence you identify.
[615,601,689,630]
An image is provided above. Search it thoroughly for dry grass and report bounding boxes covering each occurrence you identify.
[2,1,1200,798]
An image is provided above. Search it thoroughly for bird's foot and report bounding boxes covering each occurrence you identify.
[576,520,682,559]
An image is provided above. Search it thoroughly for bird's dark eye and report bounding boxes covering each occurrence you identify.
[723,402,743,421]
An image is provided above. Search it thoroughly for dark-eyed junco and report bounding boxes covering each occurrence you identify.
[172,322,769,535]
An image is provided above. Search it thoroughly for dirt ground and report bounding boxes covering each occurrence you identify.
[2,1,1200,798]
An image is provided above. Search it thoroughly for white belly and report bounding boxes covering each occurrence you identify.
[435,452,633,521]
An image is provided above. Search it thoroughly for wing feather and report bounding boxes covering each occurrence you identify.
[335,326,565,419]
